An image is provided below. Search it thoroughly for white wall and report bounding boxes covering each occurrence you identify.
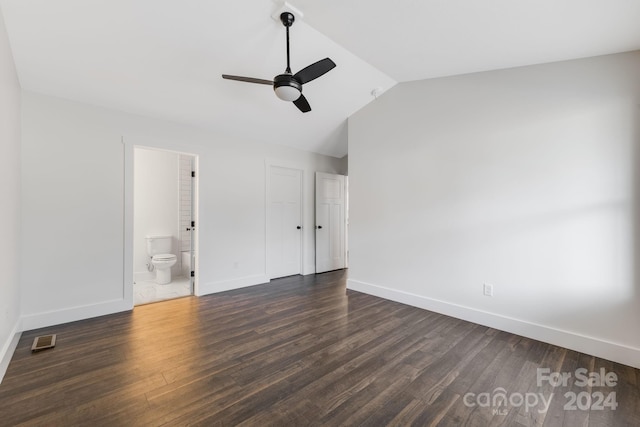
[0,5,22,381]
[348,51,640,368]
[20,91,344,330]
[133,147,180,279]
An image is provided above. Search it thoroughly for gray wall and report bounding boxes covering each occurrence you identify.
[0,5,21,378]
[20,91,345,330]
[348,51,640,367]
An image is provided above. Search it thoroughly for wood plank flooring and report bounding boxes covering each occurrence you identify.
[1,270,638,426]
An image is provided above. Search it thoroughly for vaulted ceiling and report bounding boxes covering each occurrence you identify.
[2,0,639,157]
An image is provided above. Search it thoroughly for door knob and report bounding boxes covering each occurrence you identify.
[317,225,322,229]
[296,226,301,229]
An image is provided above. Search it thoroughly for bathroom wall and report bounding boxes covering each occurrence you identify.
[179,154,193,277]
[133,147,181,281]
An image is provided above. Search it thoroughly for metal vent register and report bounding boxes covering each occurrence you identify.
[31,334,56,351]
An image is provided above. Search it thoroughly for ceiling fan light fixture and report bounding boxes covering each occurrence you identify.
[274,85,301,101]
[273,74,302,101]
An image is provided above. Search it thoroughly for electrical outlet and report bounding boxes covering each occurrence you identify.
[483,284,493,297]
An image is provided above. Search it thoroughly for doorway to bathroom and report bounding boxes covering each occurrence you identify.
[132,147,198,305]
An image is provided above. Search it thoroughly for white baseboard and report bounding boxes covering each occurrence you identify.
[347,279,640,370]
[0,320,22,384]
[20,298,132,332]
[198,274,270,296]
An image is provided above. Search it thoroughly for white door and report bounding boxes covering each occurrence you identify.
[315,172,346,273]
[268,166,302,279]
[188,156,197,292]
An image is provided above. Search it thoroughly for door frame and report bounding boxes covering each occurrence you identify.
[265,159,304,279]
[123,138,200,307]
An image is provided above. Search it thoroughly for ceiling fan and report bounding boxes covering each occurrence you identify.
[222,12,336,113]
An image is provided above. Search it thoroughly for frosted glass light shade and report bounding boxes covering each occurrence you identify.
[274,85,301,101]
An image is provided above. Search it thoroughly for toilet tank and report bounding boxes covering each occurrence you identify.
[146,236,172,256]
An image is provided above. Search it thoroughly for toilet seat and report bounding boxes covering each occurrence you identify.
[153,253,176,261]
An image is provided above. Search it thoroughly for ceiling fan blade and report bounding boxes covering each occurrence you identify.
[293,58,336,85]
[221,74,273,85]
[293,94,311,113]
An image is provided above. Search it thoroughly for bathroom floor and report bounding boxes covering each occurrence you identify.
[133,276,192,306]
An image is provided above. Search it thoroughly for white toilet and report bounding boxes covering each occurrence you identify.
[146,236,177,285]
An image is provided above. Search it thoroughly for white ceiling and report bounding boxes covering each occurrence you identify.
[2,1,639,157]
[295,0,640,82]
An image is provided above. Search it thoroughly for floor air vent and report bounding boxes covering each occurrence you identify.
[31,334,56,352]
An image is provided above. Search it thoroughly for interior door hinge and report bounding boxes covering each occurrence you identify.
[190,271,195,277]
[191,171,195,178]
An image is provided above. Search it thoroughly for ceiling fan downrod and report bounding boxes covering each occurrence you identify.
[281,12,294,74]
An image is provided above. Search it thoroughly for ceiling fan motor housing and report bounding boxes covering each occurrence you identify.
[280,12,295,27]
[273,74,302,101]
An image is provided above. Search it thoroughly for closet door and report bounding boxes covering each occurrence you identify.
[268,166,302,278]
[315,172,346,273]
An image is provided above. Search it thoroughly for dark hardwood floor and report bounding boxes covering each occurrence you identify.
[1,270,638,426]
